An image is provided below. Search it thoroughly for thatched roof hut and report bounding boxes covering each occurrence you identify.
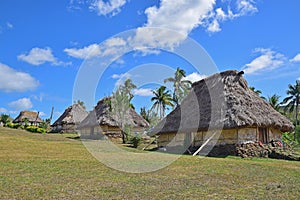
[52,104,88,133]
[152,70,293,154]
[78,97,149,139]
[154,70,293,134]
[13,111,43,125]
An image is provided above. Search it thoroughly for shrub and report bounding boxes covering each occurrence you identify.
[36,128,46,134]
[130,134,142,148]
[26,126,39,133]
[26,126,46,134]
[6,123,20,129]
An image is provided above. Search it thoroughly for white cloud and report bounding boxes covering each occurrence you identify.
[111,73,131,86]
[243,48,285,74]
[18,47,70,66]
[64,38,128,60]
[0,108,8,113]
[204,0,258,33]
[90,0,127,16]
[133,88,153,97]
[144,0,215,37]
[183,72,207,83]
[65,1,259,60]
[290,54,300,63]
[32,110,46,117]
[6,22,13,29]
[237,0,258,16]
[64,43,101,59]
[8,98,33,111]
[0,63,39,92]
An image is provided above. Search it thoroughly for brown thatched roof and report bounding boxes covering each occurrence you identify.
[78,97,149,129]
[52,104,88,126]
[153,70,294,134]
[13,111,43,123]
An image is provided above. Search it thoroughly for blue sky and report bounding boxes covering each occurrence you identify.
[0,0,300,121]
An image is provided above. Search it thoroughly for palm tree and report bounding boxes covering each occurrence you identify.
[282,80,300,141]
[268,94,281,112]
[164,67,191,105]
[249,86,266,100]
[151,86,174,119]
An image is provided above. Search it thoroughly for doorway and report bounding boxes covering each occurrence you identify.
[258,127,268,143]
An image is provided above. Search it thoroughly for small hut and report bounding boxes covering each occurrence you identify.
[13,111,43,126]
[78,97,149,141]
[152,70,294,155]
[52,104,88,133]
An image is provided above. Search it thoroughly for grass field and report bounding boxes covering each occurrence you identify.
[1,127,300,199]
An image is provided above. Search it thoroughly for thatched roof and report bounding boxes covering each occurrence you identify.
[13,111,43,123]
[153,70,294,134]
[52,104,88,126]
[78,97,149,129]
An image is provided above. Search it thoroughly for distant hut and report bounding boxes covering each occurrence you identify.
[13,111,43,126]
[52,104,88,133]
[78,97,149,141]
[152,70,294,155]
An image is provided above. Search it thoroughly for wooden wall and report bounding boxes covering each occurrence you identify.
[157,127,283,148]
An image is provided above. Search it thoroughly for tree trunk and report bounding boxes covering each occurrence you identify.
[295,98,299,141]
[122,130,125,144]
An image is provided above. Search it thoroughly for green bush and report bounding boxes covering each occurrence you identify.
[6,123,20,129]
[26,126,38,133]
[26,126,46,134]
[36,128,46,133]
[129,134,142,148]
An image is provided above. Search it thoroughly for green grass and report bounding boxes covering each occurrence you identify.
[1,127,300,199]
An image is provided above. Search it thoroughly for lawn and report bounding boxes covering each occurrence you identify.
[0,127,300,199]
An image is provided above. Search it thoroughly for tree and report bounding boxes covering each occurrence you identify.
[268,94,281,112]
[120,79,137,109]
[164,67,191,105]
[74,100,86,109]
[0,114,11,125]
[22,118,29,127]
[282,80,300,141]
[249,86,266,100]
[140,107,148,121]
[110,79,137,144]
[140,106,160,127]
[151,86,174,119]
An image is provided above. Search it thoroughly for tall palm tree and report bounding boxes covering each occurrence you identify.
[151,86,174,119]
[282,80,300,141]
[164,67,191,105]
[268,94,281,112]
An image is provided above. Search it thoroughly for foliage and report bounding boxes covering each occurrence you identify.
[26,126,46,133]
[164,67,191,105]
[151,86,174,119]
[0,114,11,125]
[22,118,29,127]
[282,80,300,141]
[129,134,142,148]
[267,94,281,112]
[249,86,266,100]
[140,106,160,127]
[282,126,300,146]
[110,79,137,143]
[74,100,86,109]
[6,123,20,129]
[282,132,298,146]
[39,121,49,130]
